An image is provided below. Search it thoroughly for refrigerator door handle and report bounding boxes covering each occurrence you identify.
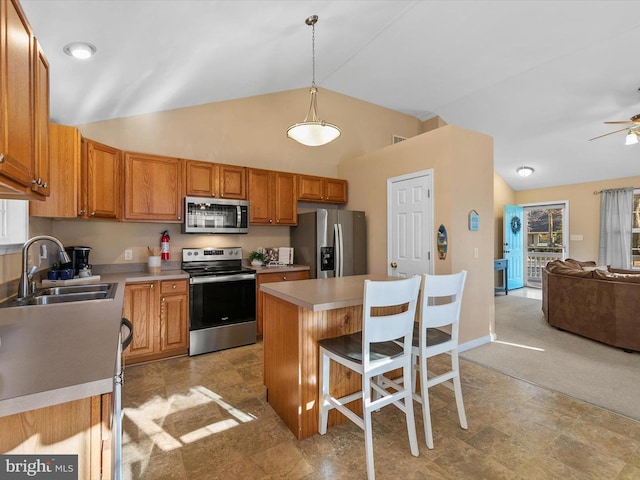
[336,223,344,277]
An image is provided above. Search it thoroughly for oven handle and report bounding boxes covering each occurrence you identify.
[190,273,256,284]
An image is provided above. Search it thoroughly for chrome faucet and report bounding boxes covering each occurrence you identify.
[18,235,71,299]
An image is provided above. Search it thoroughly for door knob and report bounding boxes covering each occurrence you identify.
[390,262,397,268]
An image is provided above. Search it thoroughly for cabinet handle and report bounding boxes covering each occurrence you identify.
[42,182,48,189]
[283,275,287,280]
[177,216,181,220]
[79,209,86,215]
[172,284,177,289]
[90,212,96,216]
[269,219,273,224]
[150,284,154,289]
[0,153,4,163]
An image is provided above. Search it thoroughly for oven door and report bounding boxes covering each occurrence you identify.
[190,274,256,330]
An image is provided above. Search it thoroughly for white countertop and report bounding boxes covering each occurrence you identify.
[0,269,189,418]
[260,274,401,312]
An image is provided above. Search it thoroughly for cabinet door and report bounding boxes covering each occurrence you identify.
[31,38,49,197]
[160,293,188,353]
[124,152,182,222]
[30,124,80,217]
[256,270,308,335]
[297,175,324,202]
[324,178,348,203]
[248,168,273,224]
[218,163,246,199]
[274,172,297,225]
[81,139,122,219]
[123,282,157,361]
[0,0,35,191]
[184,160,216,197]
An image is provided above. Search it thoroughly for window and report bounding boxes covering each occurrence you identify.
[632,189,640,268]
[0,199,28,254]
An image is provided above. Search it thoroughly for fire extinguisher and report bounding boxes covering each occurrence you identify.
[160,230,170,260]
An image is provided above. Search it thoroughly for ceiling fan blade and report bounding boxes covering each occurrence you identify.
[603,120,635,124]
[588,127,629,141]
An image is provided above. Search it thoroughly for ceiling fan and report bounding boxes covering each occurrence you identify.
[589,113,640,144]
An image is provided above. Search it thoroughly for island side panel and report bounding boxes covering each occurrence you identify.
[263,294,301,436]
[299,304,365,440]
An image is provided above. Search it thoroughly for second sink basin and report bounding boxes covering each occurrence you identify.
[25,291,112,305]
[36,283,114,296]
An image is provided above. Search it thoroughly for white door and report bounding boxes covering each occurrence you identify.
[387,170,434,277]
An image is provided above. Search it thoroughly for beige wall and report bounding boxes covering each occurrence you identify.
[339,125,495,345]
[514,175,640,261]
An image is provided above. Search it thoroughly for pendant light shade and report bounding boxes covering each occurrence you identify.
[287,15,341,147]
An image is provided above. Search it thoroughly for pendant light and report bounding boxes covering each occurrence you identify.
[287,15,341,147]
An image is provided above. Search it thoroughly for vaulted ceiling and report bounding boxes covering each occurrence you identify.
[20,0,640,191]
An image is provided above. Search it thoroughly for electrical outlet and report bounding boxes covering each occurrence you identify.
[473,247,479,259]
[124,249,133,261]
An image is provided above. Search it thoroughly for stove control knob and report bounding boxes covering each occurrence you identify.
[194,252,199,256]
[187,252,192,256]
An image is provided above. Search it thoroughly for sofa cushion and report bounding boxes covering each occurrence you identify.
[564,258,597,268]
[581,265,608,272]
[546,260,593,277]
[593,269,640,283]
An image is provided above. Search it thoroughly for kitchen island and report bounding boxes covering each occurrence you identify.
[260,274,402,440]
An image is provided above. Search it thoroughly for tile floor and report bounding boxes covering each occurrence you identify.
[122,341,640,480]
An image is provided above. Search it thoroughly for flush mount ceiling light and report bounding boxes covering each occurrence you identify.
[517,166,534,177]
[63,42,96,60]
[286,15,341,147]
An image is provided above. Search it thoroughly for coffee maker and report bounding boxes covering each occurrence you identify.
[62,246,92,275]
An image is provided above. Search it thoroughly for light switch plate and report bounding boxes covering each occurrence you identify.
[124,249,133,261]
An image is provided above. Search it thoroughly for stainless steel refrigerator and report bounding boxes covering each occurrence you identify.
[291,209,367,279]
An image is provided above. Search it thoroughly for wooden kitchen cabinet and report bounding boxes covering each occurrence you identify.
[297,174,347,204]
[30,124,80,217]
[0,0,36,198]
[31,38,50,198]
[123,279,189,364]
[124,152,183,222]
[256,269,309,335]
[80,138,122,220]
[0,393,111,480]
[184,160,246,199]
[248,168,297,225]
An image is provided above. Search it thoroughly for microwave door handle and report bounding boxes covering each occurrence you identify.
[236,205,242,227]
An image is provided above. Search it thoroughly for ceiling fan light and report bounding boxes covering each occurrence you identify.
[625,131,638,145]
[517,166,534,177]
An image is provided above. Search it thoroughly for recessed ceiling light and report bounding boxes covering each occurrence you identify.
[517,166,534,177]
[63,42,96,60]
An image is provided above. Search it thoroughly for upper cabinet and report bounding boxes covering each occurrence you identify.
[248,168,297,226]
[184,160,246,199]
[297,174,347,204]
[0,0,36,198]
[81,138,122,220]
[30,124,80,218]
[123,152,182,222]
[31,38,49,198]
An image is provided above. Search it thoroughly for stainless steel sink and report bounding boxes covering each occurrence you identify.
[0,283,117,308]
[36,283,114,296]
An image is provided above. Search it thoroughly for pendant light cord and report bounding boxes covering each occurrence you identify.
[310,17,316,88]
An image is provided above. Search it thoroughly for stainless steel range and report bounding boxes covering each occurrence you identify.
[182,247,256,356]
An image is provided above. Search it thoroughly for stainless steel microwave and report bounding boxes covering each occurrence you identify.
[183,197,249,234]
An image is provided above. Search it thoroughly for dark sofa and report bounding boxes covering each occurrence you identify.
[542,259,640,352]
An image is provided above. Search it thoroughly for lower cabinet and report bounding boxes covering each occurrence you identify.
[123,279,189,364]
[0,394,112,480]
[256,269,309,335]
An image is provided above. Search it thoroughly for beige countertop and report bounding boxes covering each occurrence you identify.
[260,274,401,312]
[0,269,188,418]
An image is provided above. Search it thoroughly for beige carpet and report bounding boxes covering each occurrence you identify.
[461,294,640,421]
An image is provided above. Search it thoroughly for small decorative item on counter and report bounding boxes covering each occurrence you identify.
[249,250,266,267]
[79,266,92,278]
[47,265,60,280]
[60,268,75,280]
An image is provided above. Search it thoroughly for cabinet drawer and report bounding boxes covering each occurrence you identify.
[160,279,188,294]
[259,270,309,284]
